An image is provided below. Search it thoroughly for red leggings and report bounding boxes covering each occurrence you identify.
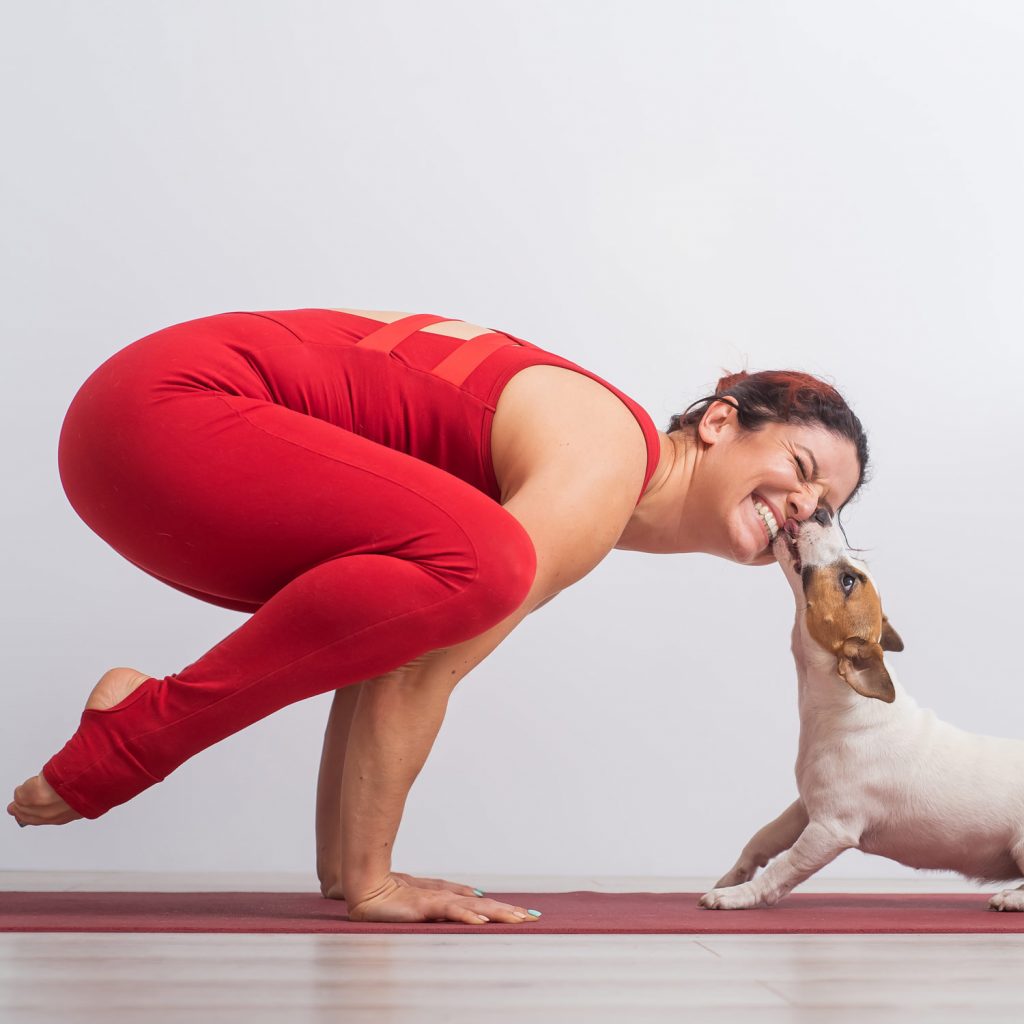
[42,313,537,819]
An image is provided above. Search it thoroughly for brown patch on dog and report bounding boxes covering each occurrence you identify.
[803,563,898,703]
[880,614,904,652]
[836,638,895,702]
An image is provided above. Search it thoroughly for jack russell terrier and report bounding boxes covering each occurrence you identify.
[700,511,1024,912]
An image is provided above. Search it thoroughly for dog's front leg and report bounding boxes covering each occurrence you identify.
[700,820,857,910]
[713,798,809,888]
[989,835,1024,911]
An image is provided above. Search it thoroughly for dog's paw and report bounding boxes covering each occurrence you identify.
[698,882,765,910]
[988,887,1024,912]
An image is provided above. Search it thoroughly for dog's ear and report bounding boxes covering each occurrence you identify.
[837,638,896,703]
[879,612,904,653]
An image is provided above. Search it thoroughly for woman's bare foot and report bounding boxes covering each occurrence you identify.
[7,667,152,827]
[84,666,152,711]
[8,773,83,826]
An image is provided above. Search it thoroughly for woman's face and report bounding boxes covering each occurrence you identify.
[695,403,862,566]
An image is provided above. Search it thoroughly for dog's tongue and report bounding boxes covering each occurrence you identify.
[783,517,800,538]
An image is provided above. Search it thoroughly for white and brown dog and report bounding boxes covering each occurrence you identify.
[700,512,1024,912]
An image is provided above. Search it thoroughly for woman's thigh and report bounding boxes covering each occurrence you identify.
[58,380,533,611]
[45,361,539,819]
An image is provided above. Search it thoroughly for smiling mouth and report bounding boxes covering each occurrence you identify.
[752,494,780,544]
[752,492,803,568]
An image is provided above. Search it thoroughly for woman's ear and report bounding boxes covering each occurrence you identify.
[697,398,738,446]
[837,637,896,703]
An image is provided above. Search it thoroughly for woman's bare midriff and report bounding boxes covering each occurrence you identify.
[328,308,651,503]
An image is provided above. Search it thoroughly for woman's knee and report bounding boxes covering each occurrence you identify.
[468,509,537,624]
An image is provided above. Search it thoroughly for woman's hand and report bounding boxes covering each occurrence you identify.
[8,773,84,826]
[346,872,540,925]
[322,870,483,901]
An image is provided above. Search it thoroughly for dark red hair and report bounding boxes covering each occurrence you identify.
[667,369,870,507]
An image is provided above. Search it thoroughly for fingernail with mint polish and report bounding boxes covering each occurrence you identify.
[473,888,485,897]
[527,909,541,917]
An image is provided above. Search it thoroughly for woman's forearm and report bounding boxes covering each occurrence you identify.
[321,487,555,904]
[334,588,547,905]
[339,668,455,904]
[315,620,523,898]
[315,619,520,898]
[315,681,364,895]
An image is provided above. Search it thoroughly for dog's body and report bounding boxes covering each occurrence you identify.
[701,519,1024,912]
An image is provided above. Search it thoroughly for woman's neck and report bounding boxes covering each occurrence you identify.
[615,431,707,554]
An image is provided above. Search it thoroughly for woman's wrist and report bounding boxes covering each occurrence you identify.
[342,868,398,908]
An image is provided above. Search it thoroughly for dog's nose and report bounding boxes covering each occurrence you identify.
[812,507,831,526]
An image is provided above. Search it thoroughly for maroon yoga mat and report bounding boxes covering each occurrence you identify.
[2,890,1023,934]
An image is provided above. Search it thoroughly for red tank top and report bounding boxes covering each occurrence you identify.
[235,309,662,507]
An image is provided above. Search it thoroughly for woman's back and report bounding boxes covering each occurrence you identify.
[241,307,664,506]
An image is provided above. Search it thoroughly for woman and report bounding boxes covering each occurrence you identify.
[7,307,866,925]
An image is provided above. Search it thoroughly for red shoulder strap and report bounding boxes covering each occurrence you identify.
[431,331,517,386]
[356,313,454,354]
[357,314,521,387]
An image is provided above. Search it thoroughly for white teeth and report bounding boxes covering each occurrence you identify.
[753,499,779,541]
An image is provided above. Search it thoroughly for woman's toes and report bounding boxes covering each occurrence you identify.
[8,773,83,825]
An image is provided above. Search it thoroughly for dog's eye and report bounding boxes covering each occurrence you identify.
[840,572,856,593]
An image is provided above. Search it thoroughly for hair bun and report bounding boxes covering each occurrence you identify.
[715,370,749,394]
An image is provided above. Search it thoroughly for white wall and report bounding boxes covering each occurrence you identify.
[4,0,1022,882]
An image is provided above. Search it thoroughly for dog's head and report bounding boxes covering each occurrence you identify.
[772,515,904,703]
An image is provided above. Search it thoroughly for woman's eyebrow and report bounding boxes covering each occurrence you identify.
[796,444,835,516]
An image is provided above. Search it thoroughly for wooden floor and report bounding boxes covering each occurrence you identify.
[2,872,1022,1023]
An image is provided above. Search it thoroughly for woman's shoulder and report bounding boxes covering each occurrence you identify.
[492,363,653,507]
[498,425,645,604]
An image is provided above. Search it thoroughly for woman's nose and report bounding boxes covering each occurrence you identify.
[789,492,819,523]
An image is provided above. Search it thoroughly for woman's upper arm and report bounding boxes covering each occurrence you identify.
[500,462,638,610]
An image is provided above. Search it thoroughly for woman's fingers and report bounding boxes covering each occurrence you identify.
[346,878,541,925]
[447,896,540,925]
[421,892,540,925]
[391,871,480,897]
